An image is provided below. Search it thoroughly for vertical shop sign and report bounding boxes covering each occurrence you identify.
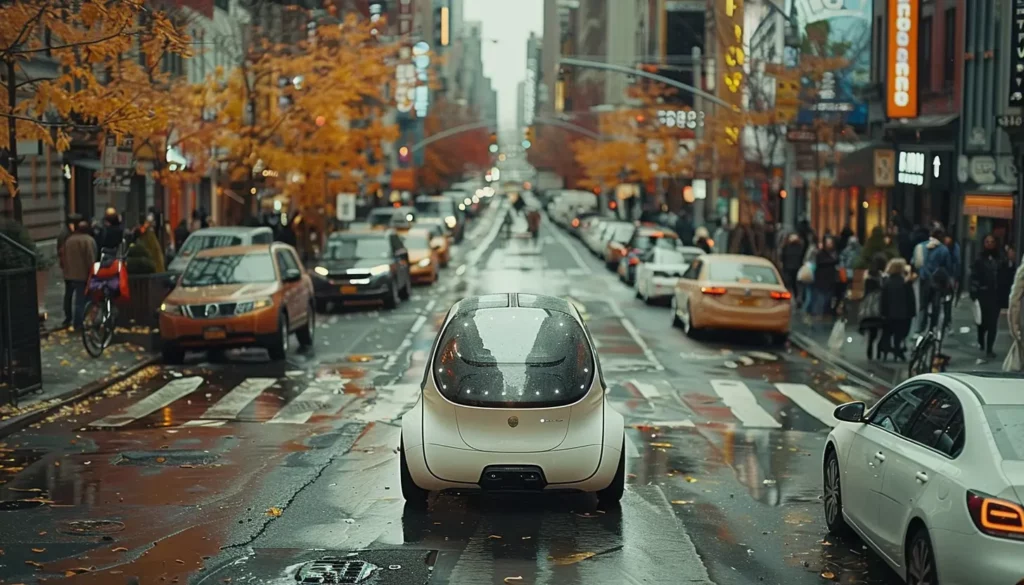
[887,0,919,118]
[1008,0,1024,107]
[718,0,744,147]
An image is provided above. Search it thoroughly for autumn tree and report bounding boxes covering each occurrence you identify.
[418,97,490,192]
[0,0,191,221]
[527,125,585,188]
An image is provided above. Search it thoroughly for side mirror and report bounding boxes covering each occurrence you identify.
[833,402,866,423]
[284,268,302,282]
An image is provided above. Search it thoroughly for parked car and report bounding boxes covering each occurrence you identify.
[671,254,791,344]
[633,246,704,304]
[310,230,412,311]
[167,226,274,276]
[159,243,315,364]
[824,372,1024,585]
[416,221,451,266]
[600,221,637,266]
[416,196,464,243]
[401,228,440,285]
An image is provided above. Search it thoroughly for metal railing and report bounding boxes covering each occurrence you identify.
[0,232,42,405]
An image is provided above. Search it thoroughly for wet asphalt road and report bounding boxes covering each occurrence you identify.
[0,199,904,585]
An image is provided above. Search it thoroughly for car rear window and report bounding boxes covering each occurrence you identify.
[985,406,1024,461]
[709,261,780,284]
[180,234,243,256]
[432,308,595,408]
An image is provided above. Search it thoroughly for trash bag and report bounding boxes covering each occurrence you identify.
[828,319,846,353]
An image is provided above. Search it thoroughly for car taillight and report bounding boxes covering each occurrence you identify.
[701,286,727,295]
[629,257,640,265]
[572,219,580,228]
[967,490,1024,540]
[770,291,792,300]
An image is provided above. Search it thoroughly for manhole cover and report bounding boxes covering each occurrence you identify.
[295,557,376,583]
[58,519,126,536]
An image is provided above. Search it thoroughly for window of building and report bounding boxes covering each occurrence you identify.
[919,15,933,92]
[943,7,956,88]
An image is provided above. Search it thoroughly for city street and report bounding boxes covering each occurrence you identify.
[0,203,904,585]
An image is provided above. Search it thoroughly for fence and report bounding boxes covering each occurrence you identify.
[0,233,43,405]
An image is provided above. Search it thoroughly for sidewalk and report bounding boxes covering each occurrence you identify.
[790,298,1013,387]
[0,327,158,437]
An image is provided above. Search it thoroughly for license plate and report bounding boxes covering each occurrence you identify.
[203,328,227,340]
[738,298,759,307]
[340,286,358,294]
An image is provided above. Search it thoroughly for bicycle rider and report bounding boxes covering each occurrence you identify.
[915,226,955,335]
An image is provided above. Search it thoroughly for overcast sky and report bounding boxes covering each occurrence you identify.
[463,0,543,129]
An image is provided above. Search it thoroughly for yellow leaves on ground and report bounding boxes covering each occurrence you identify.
[548,552,596,566]
[266,507,283,517]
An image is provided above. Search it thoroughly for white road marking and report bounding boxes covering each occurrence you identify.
[775,383,840,427]
[198,378,276,420]
[267,379,350,424]
[181,420,226,428]
[618,312,666,371]
[747,351,779,361]
[383,301,436,370]
[645,420,696,428]
[91,377,204,427]
[709,379,781,428]
[353,383,421,423]
[631,380,662,399]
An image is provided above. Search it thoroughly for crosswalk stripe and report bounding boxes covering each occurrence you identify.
[267,378,350,424]
[181,420,226,428]
[644,420,696,428]
[709,379,781,429]
[774,383,840,427]
[631,380,662,399]
[91,377,205,427]
[198,378,276,420]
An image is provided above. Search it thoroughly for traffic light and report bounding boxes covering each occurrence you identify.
[488,132,498,153]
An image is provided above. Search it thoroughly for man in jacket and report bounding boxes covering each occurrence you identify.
[64,220,97,329]
[915,227,954,333]
[56,213,83,328]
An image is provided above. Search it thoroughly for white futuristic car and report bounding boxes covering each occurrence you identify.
[823,372,1024,585]
[399,293,626,506]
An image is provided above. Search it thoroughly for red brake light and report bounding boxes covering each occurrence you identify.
[967,491,1024,540]
[572,218,580,227]
[771,290,792,300]
[629,257,640,265]
[701,286,727,295]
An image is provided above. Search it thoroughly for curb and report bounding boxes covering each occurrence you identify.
[789,330,900,395]
[0,354,160,440]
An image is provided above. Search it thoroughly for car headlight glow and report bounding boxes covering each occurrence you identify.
[159,302,182,315]
[313,266,329,277]
[445,216,457,228]
[458,204,466,211]
[369,264,391,275]
[417,258,431,267]
[464,198,472,206]
[235,297,274,314]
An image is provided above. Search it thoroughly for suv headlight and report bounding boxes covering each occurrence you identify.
[235,297,274,315]
[159,302,183,315]
[313,266,329,277]
[369,264,390,276]
[417,258,431,268]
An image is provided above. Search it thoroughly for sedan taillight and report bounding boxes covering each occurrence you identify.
[700,286,727,295]
[770,291,792,300]
[967,490,1024,540]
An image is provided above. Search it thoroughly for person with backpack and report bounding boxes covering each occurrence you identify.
[915,227,954,334]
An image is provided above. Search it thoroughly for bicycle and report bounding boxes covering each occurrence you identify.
[81,247,125,358]
[907,291,953,378]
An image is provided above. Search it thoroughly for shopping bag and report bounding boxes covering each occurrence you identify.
[827,319,846,353]
[117,260,131,302]
[838,267,849,284]
[972,300,982,326]
[1004,341,1023,372]
[798,262,815,284]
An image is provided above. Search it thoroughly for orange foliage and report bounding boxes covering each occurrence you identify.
[417,97,491,192]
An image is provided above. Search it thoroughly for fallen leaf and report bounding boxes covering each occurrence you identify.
[488,534,502,539]
[685,477,698,483]
[112,547,129,552]
[549,552,596,566]
[670,500,694,505]
[503,578,523,584]
[266,507,283,517]
[521,536,531,540]
[25,560,43,568]
[821,570,836,580]
[38,531,46,536]
[65,567,92,575]
[155,457,166,464]
[31,548,45,553]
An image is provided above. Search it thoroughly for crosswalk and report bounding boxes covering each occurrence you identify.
[612,377,872,432]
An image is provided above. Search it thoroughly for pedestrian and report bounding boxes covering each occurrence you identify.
[674,211,695,246]
[97,208,125,254]
[812,236,839,318]
[914,227,954,333]
[858,253,886,360]
[1000,245,1017,309]
[173,219,190,252]
[779,233,804,292]
[56,214,83,328]
[694,226,713,253]
[712,218,729,254]
[64,220,97,330]
[1004,262,1024,371]
[837,234,860,300]
[971,234,1004,359]
[881,258,916,361]
[277,215,298,247]
[527,208,541,241]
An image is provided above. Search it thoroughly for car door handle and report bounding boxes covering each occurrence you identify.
[915,472,929,483]
[874,452,886,462]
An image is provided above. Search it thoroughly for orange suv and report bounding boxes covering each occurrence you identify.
[159,243,316,363]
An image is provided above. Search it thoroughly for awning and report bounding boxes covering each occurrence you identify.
[964,193,1015,219]
[885,113,958,130]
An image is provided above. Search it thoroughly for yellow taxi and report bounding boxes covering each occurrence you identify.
[402,228,440,284]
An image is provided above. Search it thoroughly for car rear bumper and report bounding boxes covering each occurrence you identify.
[930,527,1024,585]
[409,443,619,492]
[648,277,679,298]
[410,265,436,283]
[695,301,791,333]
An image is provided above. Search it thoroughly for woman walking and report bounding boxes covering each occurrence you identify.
[812,237,839,318]
[970,234,1004,359]
[858,254,887,360]
[881,258,916,361]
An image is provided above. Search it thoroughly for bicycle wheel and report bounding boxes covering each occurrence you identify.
[81,298,113,357]
[908,335,936,378]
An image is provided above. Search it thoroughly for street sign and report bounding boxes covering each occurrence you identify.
[335,193,356,221]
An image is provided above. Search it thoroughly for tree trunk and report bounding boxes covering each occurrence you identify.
[5,58,21,222]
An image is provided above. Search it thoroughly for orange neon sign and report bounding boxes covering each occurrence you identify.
[887,0,919,118]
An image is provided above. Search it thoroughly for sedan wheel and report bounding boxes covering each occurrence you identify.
[671,297,682,327]
[906,529,937,585]
[823,451,849,535]
[682,302,699,339]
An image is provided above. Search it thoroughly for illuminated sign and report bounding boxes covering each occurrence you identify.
[656,110,705,129]
[887,0,918,118]
[719,0,744,146]
[1008,0,1024,106]
[413,41,430,117]
[897,151,926,186]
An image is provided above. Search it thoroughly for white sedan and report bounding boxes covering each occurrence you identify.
[400,293,626,507]
[824,372,1024,585]
[634,246,704,304]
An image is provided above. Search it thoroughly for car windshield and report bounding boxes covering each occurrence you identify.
[709,262,780,284]
[403,232,431,249]
[432,308,595,408]
[415,199,454,217]
[325,236,391,259]
[367,211,394,227]
[180,234,243,256]
[985,406,1024,461]
[636,233,677,251]
[610,224,635,242]
[180,253,276,286]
